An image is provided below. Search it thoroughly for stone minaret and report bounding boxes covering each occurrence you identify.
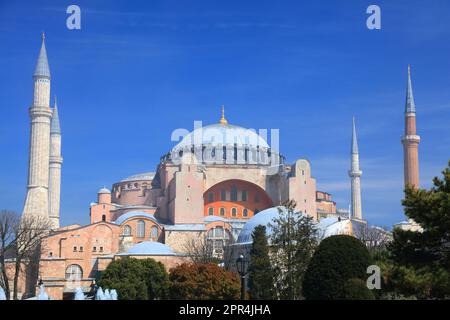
[22,33,52,223]
[401,65,420,189]
[48,97,62,228]
[349,117,363,221]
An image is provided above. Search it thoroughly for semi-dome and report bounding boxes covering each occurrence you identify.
[119,241,176,256]
[98,187,111,194]
[113,211,159,225]
[236,206,286,244]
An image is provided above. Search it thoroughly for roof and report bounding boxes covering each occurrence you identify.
[113,211,159,225]
[173,123,270,150]
[98,187,111,194]
[50,99,60,134]
[34,33,51,79]
[351,117,358,154]
[405,65,416,113]
[120,172,155,182]
[164,224,205,231]
[118,241,176,256]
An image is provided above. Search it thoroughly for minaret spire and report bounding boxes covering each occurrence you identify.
[22,33,53,227]
[402,65,420,188]
[348,117,363,221]
[34,32,51,79]
[49,95,63,229]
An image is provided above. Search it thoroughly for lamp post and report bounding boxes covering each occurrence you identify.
[236,254,248,300]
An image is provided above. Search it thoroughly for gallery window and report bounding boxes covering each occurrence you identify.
[137,220,145,238]
[219,207,225,216]
[208,192,214,203]
[231,208,237,217]
[208,207,214,216]
[230,185,238,201]
[241,190,248,202]
[220,189,226,201]
[243,208,248,217]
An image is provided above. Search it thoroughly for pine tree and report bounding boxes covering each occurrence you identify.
[248,225,276,299]
[387,161,450,298]
[269,200,318,300]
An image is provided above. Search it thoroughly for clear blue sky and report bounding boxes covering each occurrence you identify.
[0,0,449,228]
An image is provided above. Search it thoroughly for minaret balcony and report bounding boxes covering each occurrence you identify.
[401,135,421,144]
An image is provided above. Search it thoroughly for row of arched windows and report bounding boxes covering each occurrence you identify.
[207,207,253,217]
[207,187,259,203]
[123,221,158,239]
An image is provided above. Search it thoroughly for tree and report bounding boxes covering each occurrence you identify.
[98,257,169,300]
[182,235,219,265]
[169,263,240,299]
[353,223,392,255]
[302,235,372,300]
[341,278,375,300]
[248,225,276,299]
[0,210,51,300]
[386,161,450,299]
[268,200,318,300]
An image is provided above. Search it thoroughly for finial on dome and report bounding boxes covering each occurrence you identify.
[219,105,228,125]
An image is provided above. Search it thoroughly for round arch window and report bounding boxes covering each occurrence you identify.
[123,225,132,236]
[65,264,83,281]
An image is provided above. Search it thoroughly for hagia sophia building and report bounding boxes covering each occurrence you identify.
[10,34,420,299]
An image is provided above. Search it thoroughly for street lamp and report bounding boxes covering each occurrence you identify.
[236,254,248,300]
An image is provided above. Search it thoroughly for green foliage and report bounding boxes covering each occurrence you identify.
[341,278,375,300]
[169,263,240,299]
[386,161,450,299]
[248,225,276,299]
[269,200,318,300]
[302,235,372,300]
[98,257,169,300]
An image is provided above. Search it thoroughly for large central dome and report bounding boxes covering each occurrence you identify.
[174,123,270,150]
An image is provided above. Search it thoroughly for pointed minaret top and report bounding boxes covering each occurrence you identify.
[51,97,61,134]
[219,105,228,125]
[351,117,359,154]
[405,64,416,113]
[34,32,51,79]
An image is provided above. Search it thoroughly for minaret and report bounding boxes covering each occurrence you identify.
[22,33,52,223]
[348,117,363,221]
[48,96,62,229]
[401,65,420,189]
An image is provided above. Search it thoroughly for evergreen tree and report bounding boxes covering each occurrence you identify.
[248,225,276,299]
[269,200,318,300]
[387,161,450,298]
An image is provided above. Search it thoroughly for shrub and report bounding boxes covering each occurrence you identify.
[302,235,372,300]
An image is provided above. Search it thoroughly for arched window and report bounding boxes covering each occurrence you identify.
[230,185,237,201]
[101,214,106,222]
[151,226,158,240]
[222,146,226,160]
[206,227,232,258]
[219,207,225,216]
[241,190,248,202]
[137,220,145,238]
[65,264,83,281]
[243,208,248,217]
[220,189,226,201]
[208,192,214,203]
[208,207,214,216]
[231,208,237,217]
[123,225,132,236]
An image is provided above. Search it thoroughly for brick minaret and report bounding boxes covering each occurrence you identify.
[22,33,52,223]
[401,65,420,189]
[348,117,363,220]
[48,97,62,228]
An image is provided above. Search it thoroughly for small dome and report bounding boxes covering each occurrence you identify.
[98,187,111,194]
[121,172,155,182]
[122,241,175,256]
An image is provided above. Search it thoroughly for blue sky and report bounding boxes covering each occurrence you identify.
[0,0,449,228]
